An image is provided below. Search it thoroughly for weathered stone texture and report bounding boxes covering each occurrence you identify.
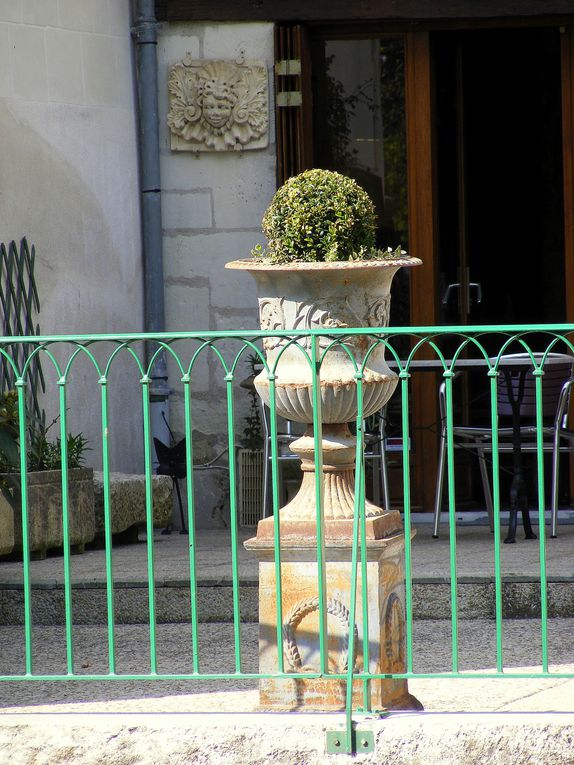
[0,493,14,555]
[5,468,95,556]
[92,472,173,538]
[247,529,420,712]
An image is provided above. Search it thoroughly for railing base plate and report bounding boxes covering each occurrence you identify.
[326,728,374,754]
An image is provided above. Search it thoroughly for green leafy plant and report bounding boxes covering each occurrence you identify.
[252,168,407,264]
[29,429,90,471]
[0,390,20,469]
[0,391,89,474]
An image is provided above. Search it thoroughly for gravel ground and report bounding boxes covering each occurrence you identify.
[0,619,572,714]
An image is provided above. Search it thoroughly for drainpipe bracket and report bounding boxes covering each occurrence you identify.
[131,20,158,44]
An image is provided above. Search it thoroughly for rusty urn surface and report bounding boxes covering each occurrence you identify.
[226,258,420,521]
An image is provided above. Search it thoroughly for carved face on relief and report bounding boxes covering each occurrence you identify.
[201,78,237,128]
[201,92,234,128]
[167,58,269,152]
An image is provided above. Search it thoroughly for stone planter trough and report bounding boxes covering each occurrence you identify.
[1,467,95,559]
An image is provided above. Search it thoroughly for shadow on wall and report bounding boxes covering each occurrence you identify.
[0,101,144,473]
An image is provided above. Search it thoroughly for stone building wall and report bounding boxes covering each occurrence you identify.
[157,21,276,460]
[0,0,144,472]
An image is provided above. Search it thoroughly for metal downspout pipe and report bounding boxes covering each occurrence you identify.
[132,0,171,466]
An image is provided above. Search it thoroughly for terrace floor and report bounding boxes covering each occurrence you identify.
[0,513,572,588]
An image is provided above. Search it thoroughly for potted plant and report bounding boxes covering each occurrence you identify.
[226,168,421,524]
[0,391,95,558]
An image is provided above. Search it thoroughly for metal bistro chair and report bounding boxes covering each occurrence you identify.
[261,402,392,518]
[433,352,574,539]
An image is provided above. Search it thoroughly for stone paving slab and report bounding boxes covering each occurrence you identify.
[1,711,574,765]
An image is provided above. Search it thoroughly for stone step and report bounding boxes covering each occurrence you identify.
[0,576,573,624]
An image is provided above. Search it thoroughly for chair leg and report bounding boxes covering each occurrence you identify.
[505,507,518,544]
[433,428,447,538]
[476,447,495,532]
[381,447,391,513]
[551,431,561,538]
[368,454,381,508]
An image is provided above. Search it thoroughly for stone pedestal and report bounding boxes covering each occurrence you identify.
[246,515,421,712]
[0,492,14,555]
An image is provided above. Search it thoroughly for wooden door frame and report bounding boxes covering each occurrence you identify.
[404,30,440,512]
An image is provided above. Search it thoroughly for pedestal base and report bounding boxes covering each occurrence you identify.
[245,517,422,712]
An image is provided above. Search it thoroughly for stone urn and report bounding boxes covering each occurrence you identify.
[226,257,421,528]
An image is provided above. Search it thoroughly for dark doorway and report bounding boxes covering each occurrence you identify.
[434,28,565,328]
[434,27,567,509]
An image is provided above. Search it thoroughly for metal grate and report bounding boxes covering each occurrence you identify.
[0,238,44,423]
[238,448,264,526]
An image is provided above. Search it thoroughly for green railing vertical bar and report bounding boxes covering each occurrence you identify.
[344,476,362,751]
[224,372,242,673]
[141,375,158,674]
[399,370,414,673]
[310,336,327,676]
[488,370,504,672]
[356,373,371,712]
[534,368,549,672]
[183,375,200,674]
[16,379,33,675]
[444,371,459,673]
[267,374,285,675]
[98,376,116,674]
[57,378,74,675]
[359,460,370,712]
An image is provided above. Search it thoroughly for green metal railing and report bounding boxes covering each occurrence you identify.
[0,325,573,753]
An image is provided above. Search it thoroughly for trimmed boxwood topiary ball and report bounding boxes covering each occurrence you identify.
[255,169,378,263]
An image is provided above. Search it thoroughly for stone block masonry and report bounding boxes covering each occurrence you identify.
[157,21,276,461]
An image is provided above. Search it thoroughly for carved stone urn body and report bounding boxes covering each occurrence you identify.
[226,258,421,524]
[228,256,423,713]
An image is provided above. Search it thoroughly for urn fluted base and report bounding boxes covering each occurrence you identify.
[280,423,385,522]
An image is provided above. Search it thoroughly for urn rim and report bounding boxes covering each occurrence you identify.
[225,257,422,272]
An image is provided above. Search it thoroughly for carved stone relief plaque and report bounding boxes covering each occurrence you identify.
[167,55,269,152]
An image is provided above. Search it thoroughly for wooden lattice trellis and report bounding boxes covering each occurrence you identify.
[0,238,45,424]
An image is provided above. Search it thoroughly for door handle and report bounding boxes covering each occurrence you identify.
[469,282,482,304]
[442,282,461,306]
[442,281,482,309]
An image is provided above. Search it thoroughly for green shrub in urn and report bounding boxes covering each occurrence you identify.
[253,168,404,264]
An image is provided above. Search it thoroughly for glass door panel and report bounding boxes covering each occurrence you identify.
[311,36,412,504]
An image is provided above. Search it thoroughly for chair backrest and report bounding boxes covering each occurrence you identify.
[495,353,574,419]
